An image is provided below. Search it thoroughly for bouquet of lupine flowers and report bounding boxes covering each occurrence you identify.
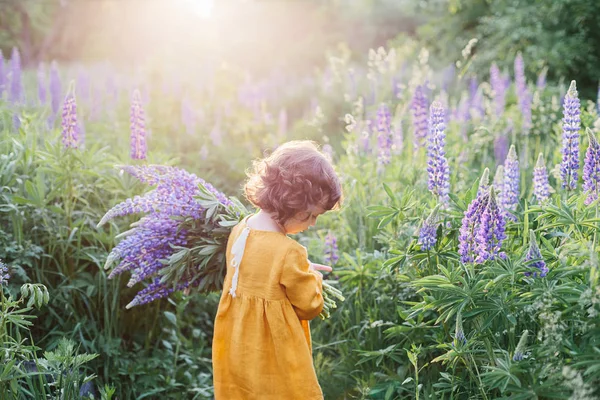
[98,165,343,318]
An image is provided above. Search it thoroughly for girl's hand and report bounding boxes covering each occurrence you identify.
[309,261,332,278]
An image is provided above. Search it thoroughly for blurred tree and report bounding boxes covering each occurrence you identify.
[417,0,600,99]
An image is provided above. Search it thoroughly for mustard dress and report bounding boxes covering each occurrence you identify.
[212,216,325,400]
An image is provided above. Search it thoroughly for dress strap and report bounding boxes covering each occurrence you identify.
[229,226,251,298]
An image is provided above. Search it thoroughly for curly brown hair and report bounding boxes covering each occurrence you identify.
[244,140,342,225]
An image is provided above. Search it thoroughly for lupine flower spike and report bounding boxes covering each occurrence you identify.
[478,168,490,195]
[493,166,504,195]
[376,103,393,168]
[454,312,467,346]
[583,128,600,205]
[525,230,548,278]
[411,85,429,150]
[490,63,507,117]
[513,330,529,361]
[9,47,23,104]
[560,80,581,190]
[500,145,520,213]
[130,89,147,160]
[61,82,79,149]
[0,261,9,285]
[419,204,441,251]
[514,53,531,132]
[324,232,339,265]
[475,187,507,263]
[533,153,550,203]
[426,101,450,204]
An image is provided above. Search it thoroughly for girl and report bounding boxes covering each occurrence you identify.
[212,140,342,399]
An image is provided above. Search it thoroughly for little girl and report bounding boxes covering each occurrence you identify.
[212,140,342,399]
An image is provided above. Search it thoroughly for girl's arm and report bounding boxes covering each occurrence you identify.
[280,245,324,320]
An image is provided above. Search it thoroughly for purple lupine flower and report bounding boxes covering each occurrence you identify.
[524,231,547,278]
[324,231,339,265]
[376,103,393,167]
[533,153,550,203]
[559,81,581,190]
[426,101,450,204]
[181,97,196,135]
[459,189,488,264]
[419,205,440,251]
[583,128,600,205]
[490,63,507,117]
[13,113,20,132]
[500,145,520,211]
[475,187,507,263]
[478,168,490,196]
[513,330,529,361]
[99,165,234,306]
[61,84,79,149]
[130,89,147,160]
[469,76,478,103]
[494,134,509,166]
[454,312,467,346]
[97,165,232,227]
[9,47,23,104]
[0,261,9,285]
[493,166,505,195]
[48,61,62,127]
[514,53,532,132]
[411,85,429,150]
[126,277,190,309]
[37,63,46,105]
[537,68,547,90]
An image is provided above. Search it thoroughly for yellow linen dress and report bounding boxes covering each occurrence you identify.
[212,216,325,400]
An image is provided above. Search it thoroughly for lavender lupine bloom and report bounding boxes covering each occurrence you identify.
[9,47,23,104]
[500,145,520,212]
[494,134,509,165]
[0,261,9,285]
[324,232,339,265]
[376,103,393,167]
[48,61,62,127]
[524,231,548,278]
[475,187,507,263]
[513,330,529,361]
[61,84,79,149]
[490,63,507,116]
[419,205,440,251]
[583,128,600,205]
[411,85,429,149]
[130,90,147,160]
[459,189,488,263]
[477,168,490,196]
[537,68,547,90]
[37,63,46,105]
[533,153,550,203]
[126,277,190,309]
[426,101,450,203]
[514,53,532,132]
[469,76,478,103]
[99,165,233,307]
[560,81,581,190]
[493,166,505,195]
[454,312,467,346]
[597,84,600,114]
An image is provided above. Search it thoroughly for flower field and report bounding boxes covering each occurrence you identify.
[1,4,600,399]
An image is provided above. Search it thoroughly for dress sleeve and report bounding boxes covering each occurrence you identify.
[280,244,324,320]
